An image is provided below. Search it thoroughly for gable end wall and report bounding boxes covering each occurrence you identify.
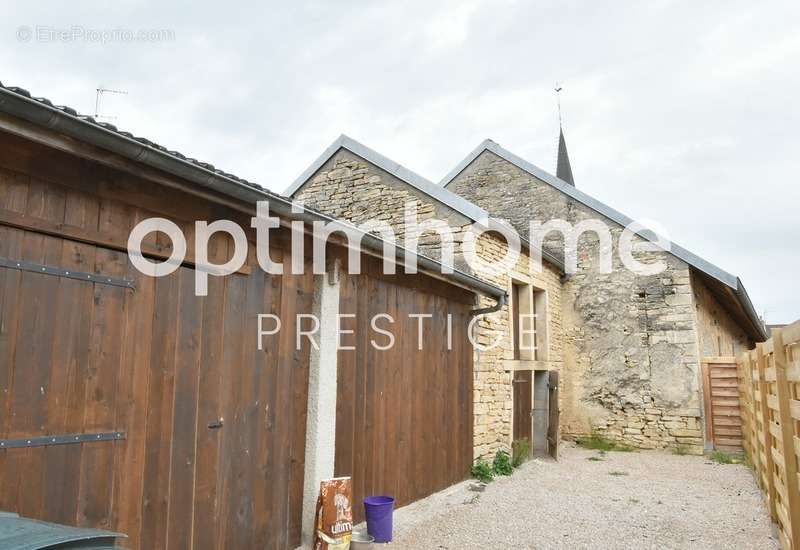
[448,150,709,451]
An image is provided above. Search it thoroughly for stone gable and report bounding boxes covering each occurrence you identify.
[447,150,708,451]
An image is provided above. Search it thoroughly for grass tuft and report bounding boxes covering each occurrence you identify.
[672,445,690,456]
[512,439,531,468]
[708,450,743,465]
[576,433,635,453]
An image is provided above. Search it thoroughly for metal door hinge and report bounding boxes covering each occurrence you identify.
[0,257,135,290]
[0,431,125,449]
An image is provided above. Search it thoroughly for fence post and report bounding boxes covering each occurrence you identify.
[700,359,714,448]
[773,328,800,547]
[743,351,761,476]
[756,342,778,520]
[750,352,762,478]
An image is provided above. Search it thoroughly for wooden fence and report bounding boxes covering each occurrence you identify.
[737,321,800,550]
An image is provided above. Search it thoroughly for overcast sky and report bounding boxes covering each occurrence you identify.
[3,1,799,323]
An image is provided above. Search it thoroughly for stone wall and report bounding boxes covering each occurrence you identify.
[296,149,468,269]
[294,149,565,459]
[470,233,564,459]
[447,150,706,451]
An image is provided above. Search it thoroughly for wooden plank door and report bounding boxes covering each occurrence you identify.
[513,370,532,442]
[548,370,560,460]
[701,357,743,452]
[333,270,474,523]
[0,153,316,549]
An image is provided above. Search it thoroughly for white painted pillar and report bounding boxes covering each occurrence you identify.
[300,262,341,547]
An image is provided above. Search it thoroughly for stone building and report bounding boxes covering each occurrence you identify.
[441,138,766,451]
[287,133,766,455]
[286,136,566,460]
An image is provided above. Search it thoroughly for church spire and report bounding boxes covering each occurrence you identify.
[557,127,575,186]
[555,84,575,186]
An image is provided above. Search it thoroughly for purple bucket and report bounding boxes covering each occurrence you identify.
[363,495,395,543]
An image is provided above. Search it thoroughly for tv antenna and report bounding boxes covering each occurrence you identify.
[94,86,128,120]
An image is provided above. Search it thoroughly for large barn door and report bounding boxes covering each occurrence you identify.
[0,197,132,530]
[0,256,128,526]
[0,237,314,549]
[0,165,314,550]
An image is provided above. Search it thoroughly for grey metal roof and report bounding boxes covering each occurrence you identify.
[285,134,566,273]
[0,513,124,549]
[285,134,490,221]
[440,139,767,340]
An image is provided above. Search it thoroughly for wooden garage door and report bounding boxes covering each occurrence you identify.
[334,267,474,522]
[0,167,314,549]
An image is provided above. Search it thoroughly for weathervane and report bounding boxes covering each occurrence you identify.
[555,82,563,127]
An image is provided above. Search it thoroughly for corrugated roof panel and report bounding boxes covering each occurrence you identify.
[0,514,125,550]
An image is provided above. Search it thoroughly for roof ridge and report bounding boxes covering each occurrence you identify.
[442,139,739,286]
[285,135,566,273]
[439,139,767,339]
[284,134,490,222]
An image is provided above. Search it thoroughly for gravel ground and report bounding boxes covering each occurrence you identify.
[384,443,778,550]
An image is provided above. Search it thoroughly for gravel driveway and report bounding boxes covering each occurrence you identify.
[387,443,778,549]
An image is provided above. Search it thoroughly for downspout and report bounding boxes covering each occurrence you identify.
[470,293,507,317]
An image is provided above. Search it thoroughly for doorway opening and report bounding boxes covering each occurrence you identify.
[532,371,549,456]
[513,369,560,460]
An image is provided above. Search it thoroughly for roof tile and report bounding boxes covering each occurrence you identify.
[0,81,269,194]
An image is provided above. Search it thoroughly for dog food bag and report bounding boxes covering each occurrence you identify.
[313,477,353,550]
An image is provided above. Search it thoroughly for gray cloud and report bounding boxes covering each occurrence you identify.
[3,0,798,322]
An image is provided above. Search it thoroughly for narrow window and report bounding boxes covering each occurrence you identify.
[532,288,548,361]
[512,282,524,360]
[512,282,537,360]
[512,282,548,362]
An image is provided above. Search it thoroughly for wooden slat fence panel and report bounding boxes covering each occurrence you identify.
[737,321,800,550]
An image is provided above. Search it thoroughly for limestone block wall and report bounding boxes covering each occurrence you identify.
[293,149,565,460]
[470,234,564,459]
[295,149,466,268]
[447,150,707,451]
